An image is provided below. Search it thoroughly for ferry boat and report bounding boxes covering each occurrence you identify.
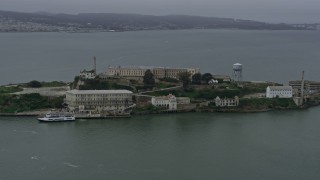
[37,113,75,122]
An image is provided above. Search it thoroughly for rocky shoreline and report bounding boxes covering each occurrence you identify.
[0,104,302,118]
[2,104,317,119]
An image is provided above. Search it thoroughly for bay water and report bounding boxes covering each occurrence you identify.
[1,30,320,179]
[1,107,320,180]
[0,30,320,85]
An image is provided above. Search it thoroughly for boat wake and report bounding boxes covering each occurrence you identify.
[63,162,79,168]
[31,156,40,160]
[24,130,38,134]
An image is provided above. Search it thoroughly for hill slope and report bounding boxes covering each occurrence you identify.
[0,10,306,32]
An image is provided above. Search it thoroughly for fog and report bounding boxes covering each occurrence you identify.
[1,0,320,23]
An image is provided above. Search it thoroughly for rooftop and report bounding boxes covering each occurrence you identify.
[108,65,199,70]
[212,75,231,79]
[80,69,95,73]
[289,80,320,84]
[267,86,292,90]
[153,94,176,100]
[67,89,133,94]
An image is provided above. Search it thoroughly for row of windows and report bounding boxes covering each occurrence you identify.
[72,95,130,99]
[155,104,170,107]
[109,69,197,76]
[217,102,238,105]
[83,105,125,109]
[110,70,145,76]
[73,98,129,100]
[269,92,291,94]
[216,100,237,103]
[74,94,130,96]
[74,101,129,104]
[269,90,292,92]
[154,100,176,103]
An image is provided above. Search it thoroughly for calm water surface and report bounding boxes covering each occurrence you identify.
[1,29,320,179]
[1,30,320,85]
[1,107,320,180]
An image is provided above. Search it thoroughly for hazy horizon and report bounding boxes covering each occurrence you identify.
[1,0,320,24]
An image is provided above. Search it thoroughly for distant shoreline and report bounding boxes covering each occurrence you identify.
[0,28,317,34]
[1,10,317,33]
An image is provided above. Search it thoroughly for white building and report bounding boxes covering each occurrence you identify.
[80,69,96,79]
[176,97,191,105]
[208,79,219,84]
[289,80,320,95]
[215,96,239,107]
[107,66,200,80]
[212,75,231,82]
[65,89,133,114]
[266,86,293,98]
[151,94,177,110]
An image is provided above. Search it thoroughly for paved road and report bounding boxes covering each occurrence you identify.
[139,85,182,94]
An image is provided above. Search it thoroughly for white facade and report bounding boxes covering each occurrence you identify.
[80,70,96,79]
[107,66,146,78]
[65,90,133,113]
[176,97,191,104]
[107,66,200,79]
[215,96,239,107]
[289,80,320,95]
[151,94,177,110]
[266,86,293,98]
[212,75,231,82]
[208,79,219,84]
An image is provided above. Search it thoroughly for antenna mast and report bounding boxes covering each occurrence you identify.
[300,70,305,104]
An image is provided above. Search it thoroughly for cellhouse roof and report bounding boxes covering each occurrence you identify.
[67,89,133,94]
[268,86,292,90]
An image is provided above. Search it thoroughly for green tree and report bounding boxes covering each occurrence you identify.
[143,69,155,86]
[27,80,42,88]
[202,73,213,84]
[192,73,202,85]
[178,72,191,89]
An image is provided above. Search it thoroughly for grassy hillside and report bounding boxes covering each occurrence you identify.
[0,93,64,113]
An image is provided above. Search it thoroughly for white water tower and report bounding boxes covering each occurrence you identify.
[233,63,243,82]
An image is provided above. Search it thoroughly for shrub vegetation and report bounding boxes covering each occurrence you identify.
[0,93,64,113]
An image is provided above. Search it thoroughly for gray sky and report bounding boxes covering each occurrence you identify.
[1,0,320,23]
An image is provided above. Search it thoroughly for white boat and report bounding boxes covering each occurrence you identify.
[37,113,75,122]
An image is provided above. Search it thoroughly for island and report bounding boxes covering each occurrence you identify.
[1,59,319,118]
